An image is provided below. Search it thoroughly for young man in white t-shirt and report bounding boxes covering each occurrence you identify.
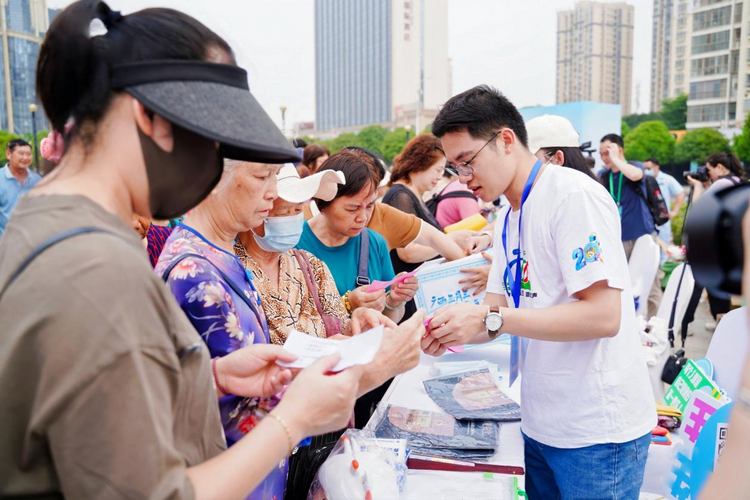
[423,85,656,499]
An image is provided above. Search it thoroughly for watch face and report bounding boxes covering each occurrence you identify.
[485,313,502,332]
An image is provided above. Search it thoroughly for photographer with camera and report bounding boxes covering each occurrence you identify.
[683,153,747,331]
[685,152,745,202]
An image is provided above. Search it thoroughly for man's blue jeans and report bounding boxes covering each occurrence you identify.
[522,432,651,500]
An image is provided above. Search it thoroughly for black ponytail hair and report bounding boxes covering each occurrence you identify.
[37,0,234,142]
[706,152,745,180]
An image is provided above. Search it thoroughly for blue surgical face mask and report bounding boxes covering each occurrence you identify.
[252,212,304,252]
[645,169,654,177]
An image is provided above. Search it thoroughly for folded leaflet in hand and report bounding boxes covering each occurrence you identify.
[277,325,383,372]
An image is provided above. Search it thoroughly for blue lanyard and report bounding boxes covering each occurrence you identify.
[501,160,543,308]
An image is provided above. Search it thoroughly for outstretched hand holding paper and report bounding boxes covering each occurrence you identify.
[277,325,384,372]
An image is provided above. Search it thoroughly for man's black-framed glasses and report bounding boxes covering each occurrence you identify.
[444,130,501,177]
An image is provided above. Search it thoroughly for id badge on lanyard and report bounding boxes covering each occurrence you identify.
[503,160,543,386]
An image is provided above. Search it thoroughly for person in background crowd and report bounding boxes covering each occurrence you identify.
[0,139,39,236]
[644,157,684,262]
[298,143,330,178]
[145,219,174,267]
[687,151,746,202]
[383,133,483,320]
[0,2,364,499]
[684,152,746,331]
[431,169,481,228]
[356,145,489,258]
[423,84,655,500]
[525,114,597,181]
[131,213,150,241]
[600,133,662,318]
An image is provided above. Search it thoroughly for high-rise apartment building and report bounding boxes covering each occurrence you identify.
[685,0,749,130]
[557,1,635,116]
[650,0,691,112]
[651,0,750,130]
[651,0,673,112]
[0,0,54,134]
[314,0,451,134]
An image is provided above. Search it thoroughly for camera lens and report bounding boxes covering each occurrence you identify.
[685,183,750,295]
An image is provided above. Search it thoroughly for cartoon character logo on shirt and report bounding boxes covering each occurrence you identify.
[572,233,604,271]
[503,248,531,293]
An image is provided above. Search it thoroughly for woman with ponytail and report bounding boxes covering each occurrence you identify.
[687,151,746,202]
[0,2,364,498]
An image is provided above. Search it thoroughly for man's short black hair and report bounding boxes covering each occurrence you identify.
[645,157,659,166]
[6,139,30,152]
[600,133,624,148]
[432,85,529,148]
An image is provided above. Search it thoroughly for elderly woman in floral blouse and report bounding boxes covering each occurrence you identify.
[157,160,425,500]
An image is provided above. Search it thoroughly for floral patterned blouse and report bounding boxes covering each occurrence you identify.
[155,224,286,500]
[234,242,350,344]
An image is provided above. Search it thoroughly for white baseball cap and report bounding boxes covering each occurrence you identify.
[276,164,345,203]
[525,114,580,154]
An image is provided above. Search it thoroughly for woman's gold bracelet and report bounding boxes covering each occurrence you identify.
[267,412,294,456]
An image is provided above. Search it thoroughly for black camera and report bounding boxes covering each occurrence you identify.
[683,166,709,182]
[684,183,750,295]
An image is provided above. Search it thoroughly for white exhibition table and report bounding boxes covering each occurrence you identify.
[369,340,676,499]
[369,341,526,499]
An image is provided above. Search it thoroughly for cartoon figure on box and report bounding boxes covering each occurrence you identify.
[572,233,604,271]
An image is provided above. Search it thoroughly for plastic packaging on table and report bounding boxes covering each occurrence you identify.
[429,359,496,377]
[367,404,499,452]
[402,470,521,500]
[423,368,521,422]
[308,429,408,500]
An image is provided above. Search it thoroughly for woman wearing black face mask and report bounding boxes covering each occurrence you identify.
[0,1,365,498]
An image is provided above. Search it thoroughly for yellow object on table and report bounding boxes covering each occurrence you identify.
[655,401,682,418]
[444,213,487,233]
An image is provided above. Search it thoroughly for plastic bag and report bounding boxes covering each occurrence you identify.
[308,429,408,500]
[370,404,498,450]
[638,316,670,401]
[423,368,521,421]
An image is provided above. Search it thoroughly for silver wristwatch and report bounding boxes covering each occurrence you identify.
[484,305,503,339]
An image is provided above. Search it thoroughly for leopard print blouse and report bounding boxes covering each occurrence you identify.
[234,242,350,344]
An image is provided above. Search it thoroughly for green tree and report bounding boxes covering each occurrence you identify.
[381,127,410,163]
[623,111,659,130]
[356,125,388,157]
[320,132,359,154]
[623,121,675,164]
[0,130,21,164]
[621,120,630,138]
[732,112,750,163]
[674,128,730,164]
[659,94,688,130]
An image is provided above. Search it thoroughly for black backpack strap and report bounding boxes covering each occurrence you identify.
[436,190,477,202]
[355,228,370,287]
[667,263,689,349]
[0,227,125,301]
